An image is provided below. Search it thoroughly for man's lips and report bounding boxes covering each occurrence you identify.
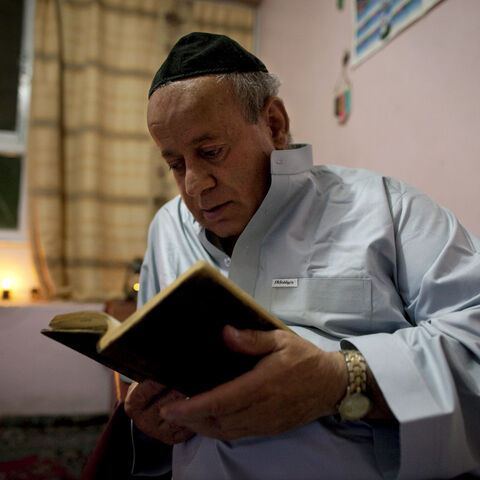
[202,201,231,220]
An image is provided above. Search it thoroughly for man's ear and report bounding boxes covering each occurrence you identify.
[263,97,290,150]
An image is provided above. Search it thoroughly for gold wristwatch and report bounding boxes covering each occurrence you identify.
[337,349,372,421]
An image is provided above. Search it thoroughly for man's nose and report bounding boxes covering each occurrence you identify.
[184,162,216,196]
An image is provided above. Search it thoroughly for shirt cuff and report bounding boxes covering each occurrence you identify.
[343,333,453,479]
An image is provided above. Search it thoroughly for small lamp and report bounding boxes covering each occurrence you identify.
[2,277,12,300]
[124,258,142,301]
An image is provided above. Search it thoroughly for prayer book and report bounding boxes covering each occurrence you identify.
[41,260,291,396]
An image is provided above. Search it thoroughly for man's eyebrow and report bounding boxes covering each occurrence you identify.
[161,149,179,159]
[190,134,216,145]
[161,135,218,158]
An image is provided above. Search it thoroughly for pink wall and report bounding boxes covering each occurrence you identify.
[1,303,111,416]
[257,0,480,235]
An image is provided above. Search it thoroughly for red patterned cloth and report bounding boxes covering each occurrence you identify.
[0,455,75,480]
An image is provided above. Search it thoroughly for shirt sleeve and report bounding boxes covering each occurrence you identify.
[345,179,480,479]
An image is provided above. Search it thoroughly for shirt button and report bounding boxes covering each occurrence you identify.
[224,257,231,267]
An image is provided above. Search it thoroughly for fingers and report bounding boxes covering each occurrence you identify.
[160,328,292,425]
[161,328,289,425]
[124,380,195,444]
[222,325,288,356]
[159,357,274,439]
[161,373,253,420]
[160,372,277,440]
[124,379,168,415]
[154,417,196,445]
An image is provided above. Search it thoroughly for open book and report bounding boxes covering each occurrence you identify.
[41,260,291,396]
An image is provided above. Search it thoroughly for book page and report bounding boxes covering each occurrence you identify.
[48,310,121,332]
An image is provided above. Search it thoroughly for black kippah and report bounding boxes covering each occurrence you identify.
[148,32,268,98]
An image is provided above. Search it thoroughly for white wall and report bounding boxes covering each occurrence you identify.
[257,0,480,235]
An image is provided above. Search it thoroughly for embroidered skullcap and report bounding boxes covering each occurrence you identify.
[148,32,268,98]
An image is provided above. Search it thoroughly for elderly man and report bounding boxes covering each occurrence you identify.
[125,32,480,479]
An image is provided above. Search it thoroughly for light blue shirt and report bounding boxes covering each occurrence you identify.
[136,144,480,479]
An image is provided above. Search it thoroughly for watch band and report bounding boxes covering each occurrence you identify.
[342,349,367,395]
[337,349,372,421]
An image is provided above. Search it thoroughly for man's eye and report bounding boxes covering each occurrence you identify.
[168,162,185,173]
[202,148,221,159]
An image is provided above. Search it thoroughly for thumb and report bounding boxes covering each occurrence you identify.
[222,325,278,356]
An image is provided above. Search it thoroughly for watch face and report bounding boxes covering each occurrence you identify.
[338,392,372,421]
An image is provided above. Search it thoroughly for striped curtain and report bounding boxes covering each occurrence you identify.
[193,0,256,50]
[27,0,257,301]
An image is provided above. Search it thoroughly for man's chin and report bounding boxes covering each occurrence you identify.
[205,228,240,252]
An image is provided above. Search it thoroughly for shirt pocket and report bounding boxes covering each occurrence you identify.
[270,277,372,336]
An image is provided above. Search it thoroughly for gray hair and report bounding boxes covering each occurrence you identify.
[216,71,282,124]
[156,71,292,143]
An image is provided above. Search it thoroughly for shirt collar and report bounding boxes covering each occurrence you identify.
[271,144,313,175]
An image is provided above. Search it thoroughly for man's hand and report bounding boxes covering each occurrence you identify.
[157,325,348,440]
[124,379,195,444]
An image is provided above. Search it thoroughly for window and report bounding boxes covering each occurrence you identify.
[0,0,35,240]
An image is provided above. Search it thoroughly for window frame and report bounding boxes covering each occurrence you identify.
[0,0,35,241]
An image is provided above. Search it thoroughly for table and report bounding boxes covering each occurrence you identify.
[0,302,112,416]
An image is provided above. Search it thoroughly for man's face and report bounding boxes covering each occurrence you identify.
[147,76,276,244]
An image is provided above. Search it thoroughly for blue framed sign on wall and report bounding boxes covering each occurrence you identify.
[352,0,443,66]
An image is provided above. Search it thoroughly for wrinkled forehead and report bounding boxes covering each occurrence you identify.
[147,76,239,127]
[147,77,249,152]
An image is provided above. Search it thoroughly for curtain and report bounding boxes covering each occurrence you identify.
[193,0,256,50]
[27,0,257,302]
